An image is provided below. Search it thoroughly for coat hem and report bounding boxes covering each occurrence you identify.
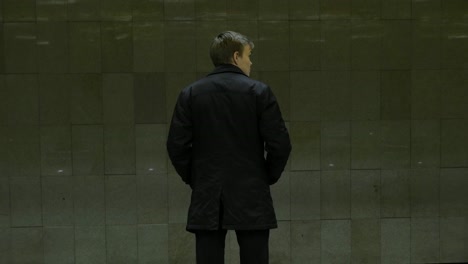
[186,223,278,233]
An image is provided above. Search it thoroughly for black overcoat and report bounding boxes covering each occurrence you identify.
[167,64,291,232]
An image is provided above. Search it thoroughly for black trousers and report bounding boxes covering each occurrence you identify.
[195,228,270,264]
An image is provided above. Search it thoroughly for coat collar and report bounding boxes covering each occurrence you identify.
[207,64,248,77]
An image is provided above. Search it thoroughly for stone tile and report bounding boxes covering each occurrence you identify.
[5,75,38,125]
[71,125,104,176]
[164,0,195,20]
[321,121,350,170]
[321,220,351,264]
[0,228,10,263]
[40,126,72,176]
[411,70,441,119]
[106,225,138,264]
[132,0,164,20]
[10,227,43,264]
[410,169,439,217]
[412,0,441,19]
[0,177,9,227]
[257,21,289,71]
[290,0,319,20]
[351,0,381,19]
[100,0,132,21]
[3,0,35,21]
[101,22,133,72]
[440,70,468,119]
[135,124,167,175]
[69,22,101,73]
[70,74,102,124]
[411,218,440,263]
[104,125,136,175]
[320,0,351,19]
[38,74,70,125]
[134,73,166,124]
[381,218,410,264]
[227,0,258,20]
[168,223,196,263]
[75,226,106,264]
[321,170,351,219]
[381,71,411,119]
[137,174,168,224]
[258,0,288,20]
[381,170,410,218]
[164,22,196,72]
[320,71,351,120]
[41,176,74,226]
[37,0,67,21]
[290,71,321,122]
[270,221,291,263]
[441,21,468,69]
[351,219,381,263]
[195,0,227,20]
[7,126,41,177]
[133,22,164,72]
[102,74,134,124]
[351,170,380,218]
[105,175,137,225]
[0,76,6,124]
[290,21,321,70]
[442,0,468,19]
[380,120,411,169]
[411,120,440,168]
[440,168,468,217]
[290,171,320,220]
[440,217,468,262]
[4,23,36,73]
[36,22,68,73]
[73,176,105,225]
[290,122,321,170]
[441,119,468,167]
[412,21,441,70]
[351,71,380,120]
[227,230,239,263]
[291,220,321,264]
[351,21,382,70]
[381,21,412,70]
[0,126,8,178]
[351,121,381,169]
[43,226,75,264]
[68,0,100,21]
[321,21,351,70]
[138,224,169,263]
[382,0,411,19]
[0,26,5,71]
[10,177,42,227]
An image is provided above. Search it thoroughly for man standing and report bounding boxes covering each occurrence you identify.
[167,31,291,264]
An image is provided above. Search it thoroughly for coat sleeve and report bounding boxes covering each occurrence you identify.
[258,86,292,185]
[167,88,193,185]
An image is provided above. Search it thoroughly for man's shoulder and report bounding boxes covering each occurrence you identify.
[195,72,267,86]
[181,73,270,98]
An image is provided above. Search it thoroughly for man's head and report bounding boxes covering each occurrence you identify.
[210,31,254,76]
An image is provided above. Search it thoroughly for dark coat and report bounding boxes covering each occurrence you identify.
[167,64,291,232]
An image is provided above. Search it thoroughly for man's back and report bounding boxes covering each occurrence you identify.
[190,66,266,172]
[166,31,290,264]
[167,64,291,231]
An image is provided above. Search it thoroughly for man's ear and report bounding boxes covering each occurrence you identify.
[232,51,240,65]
